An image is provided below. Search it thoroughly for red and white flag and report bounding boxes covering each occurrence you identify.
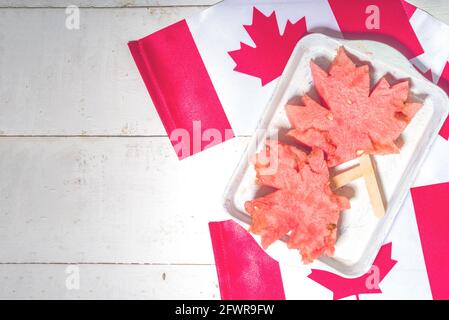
[129,0,449,300]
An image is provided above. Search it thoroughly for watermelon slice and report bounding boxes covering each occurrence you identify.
[245,141,350,263]
[286,47,422,167]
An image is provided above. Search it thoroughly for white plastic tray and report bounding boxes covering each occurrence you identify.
[223,34,449,277]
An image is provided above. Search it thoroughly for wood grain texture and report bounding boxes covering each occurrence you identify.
[0,264,220,299]
[0,0,220,7]
[0,137,247,263]
[0,0,447,25]
[409,0,449,23]
[0,7,203,136]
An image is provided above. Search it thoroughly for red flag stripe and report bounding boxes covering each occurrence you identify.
[411,183,449,300]
[401,0,417,19]
[328,0,423,60]
[128,20,234,159]
[209,220,286,300]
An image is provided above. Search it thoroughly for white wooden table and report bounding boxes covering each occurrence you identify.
[0,0,447,299]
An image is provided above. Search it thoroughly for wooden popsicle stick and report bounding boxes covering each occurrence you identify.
[330,166,363,190]
[359,154,385,218]
[330,154,386,219]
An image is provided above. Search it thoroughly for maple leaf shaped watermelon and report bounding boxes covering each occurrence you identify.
[245,141,350,263]
[287,47,422,167]
[228,7,307,86]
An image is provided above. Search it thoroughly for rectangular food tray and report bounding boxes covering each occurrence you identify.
[223,33,449,277]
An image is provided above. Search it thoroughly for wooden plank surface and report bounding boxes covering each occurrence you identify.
[0,7,204,136]
[0,137,247,263]
[0,0,447,22]
[0,0,220,7]
[411,0,449,21]
[0,0,446,19]
[0,264,220,299]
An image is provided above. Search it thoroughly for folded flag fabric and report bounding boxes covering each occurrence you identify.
[209,220,285,300]
[129,0,449,160]
[128,0,449,299]
[128,20,233,159]
[411,182,449,300]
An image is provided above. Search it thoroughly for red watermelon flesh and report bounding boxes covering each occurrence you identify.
[286,47,422,167]
[253,139,308,190]
[245,141,350,263]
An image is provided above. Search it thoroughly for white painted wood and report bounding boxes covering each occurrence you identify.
[0,0,446,22]
[0,264,220,299]
[0,0,219,7]
[0,7,203,136]
[0,0,445,21]
[409,0,449,24]
[0,136,247,263]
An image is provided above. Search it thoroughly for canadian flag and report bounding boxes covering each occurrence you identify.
[129,0,449,299]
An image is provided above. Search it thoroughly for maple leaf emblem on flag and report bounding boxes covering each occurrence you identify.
[308,243,397,300]
[228,7,308,86]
